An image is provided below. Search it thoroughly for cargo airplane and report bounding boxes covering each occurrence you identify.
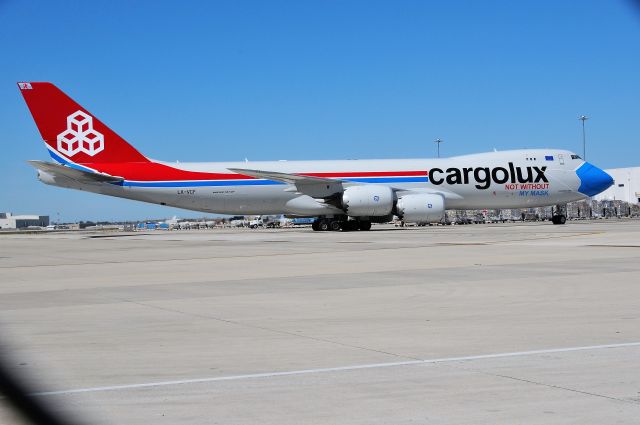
[18,82,614,231]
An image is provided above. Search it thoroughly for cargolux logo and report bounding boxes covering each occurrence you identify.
[429,162,548,190]
[56,111,104,157]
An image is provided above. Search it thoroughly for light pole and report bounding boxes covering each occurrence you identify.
[578,115,592,215]
[578,115,589,160]
[434,138,443,158]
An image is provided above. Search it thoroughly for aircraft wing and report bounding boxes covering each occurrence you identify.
[227,168,342,185]
[28,160,123,184]
[228,168,344,198]
[227,168,461,201]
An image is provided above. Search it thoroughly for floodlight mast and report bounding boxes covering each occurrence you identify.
[434,138,443,158]
[579,115,589,160]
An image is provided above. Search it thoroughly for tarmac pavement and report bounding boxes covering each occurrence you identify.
[1,220,639,424]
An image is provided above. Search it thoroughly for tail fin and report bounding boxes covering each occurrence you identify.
[17,82,148,164]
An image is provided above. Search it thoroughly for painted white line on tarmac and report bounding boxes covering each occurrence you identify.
[34,341,640,396]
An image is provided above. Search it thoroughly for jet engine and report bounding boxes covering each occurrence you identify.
[342,185,394,217]
[396,193,445,223]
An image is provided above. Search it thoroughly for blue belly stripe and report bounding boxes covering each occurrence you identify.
[122,180,286,187]
[121,176,429,187]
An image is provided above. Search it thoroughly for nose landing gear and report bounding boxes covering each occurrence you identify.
[551,204,567,225]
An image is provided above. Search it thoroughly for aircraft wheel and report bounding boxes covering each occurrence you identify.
[318,220,330,231]
[358,221,372,231]
[551,215,567,225]
[342,221,358,232]
[330,220,342,231]
[312,221,320,231]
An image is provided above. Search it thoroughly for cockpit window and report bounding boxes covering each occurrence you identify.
[571,154,581,159]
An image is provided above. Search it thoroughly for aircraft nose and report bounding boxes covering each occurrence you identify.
[576,162,614,197]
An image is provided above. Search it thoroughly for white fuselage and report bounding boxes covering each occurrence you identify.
[46,149,588,216]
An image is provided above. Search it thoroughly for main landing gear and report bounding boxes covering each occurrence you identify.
[312,218,372,231]
[551,204,567,225]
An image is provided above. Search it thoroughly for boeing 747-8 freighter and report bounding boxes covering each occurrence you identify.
[18,82,613,230]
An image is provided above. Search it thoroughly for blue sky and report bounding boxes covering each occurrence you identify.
[1,0,639,221]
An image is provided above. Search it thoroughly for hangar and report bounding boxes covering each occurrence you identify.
[0,212,50,229]
[594,167,640,205]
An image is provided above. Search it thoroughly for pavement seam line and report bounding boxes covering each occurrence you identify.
[31,341,640,396]
[118,298,420,361]
[487,371,639,404]
[0,231,598,270]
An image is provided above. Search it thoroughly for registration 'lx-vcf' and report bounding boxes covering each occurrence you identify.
[17,82,614,230]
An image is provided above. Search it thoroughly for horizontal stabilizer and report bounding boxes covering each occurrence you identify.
[27,160,123,184]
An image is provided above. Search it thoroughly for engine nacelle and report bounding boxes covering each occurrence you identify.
[396,193,445,223]
[342,185,394,217]
[37,170,57,185]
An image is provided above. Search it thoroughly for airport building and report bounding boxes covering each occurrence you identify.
[0,212,50,229]
[593,167,640,205]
